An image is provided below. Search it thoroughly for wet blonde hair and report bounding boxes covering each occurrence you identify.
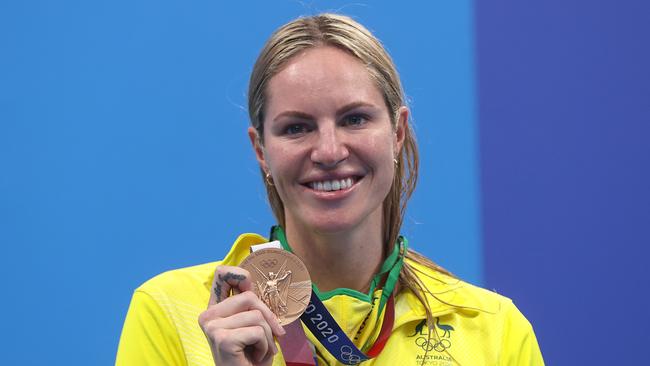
[248,13,454,338]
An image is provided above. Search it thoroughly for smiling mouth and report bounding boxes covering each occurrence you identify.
[306,176,361,192]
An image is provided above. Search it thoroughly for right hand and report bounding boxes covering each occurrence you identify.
[199,265,286,366]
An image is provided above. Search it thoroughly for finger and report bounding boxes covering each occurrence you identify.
[205,309,277,355]
[208,266,253,306]
[234,325,272,364]
[205,326,271,365]
[204,291,286,337]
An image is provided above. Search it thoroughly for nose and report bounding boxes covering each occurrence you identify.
[310,122,349,168]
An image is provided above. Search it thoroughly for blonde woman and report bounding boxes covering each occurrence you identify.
[117,13,544,366]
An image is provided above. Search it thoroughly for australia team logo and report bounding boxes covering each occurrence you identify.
[409,318,454,352]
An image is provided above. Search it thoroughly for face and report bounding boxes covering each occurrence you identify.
[249,46,407,236]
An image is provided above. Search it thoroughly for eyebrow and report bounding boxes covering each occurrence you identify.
[272,101,377,122]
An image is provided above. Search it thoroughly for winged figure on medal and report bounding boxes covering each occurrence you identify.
[251,259,311,319]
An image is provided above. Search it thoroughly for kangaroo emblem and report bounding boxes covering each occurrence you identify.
[409,319,427,337]
[436,317,455,338]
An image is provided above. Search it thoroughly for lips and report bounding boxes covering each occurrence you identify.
[309,177,352,192]
[303,175,361,192]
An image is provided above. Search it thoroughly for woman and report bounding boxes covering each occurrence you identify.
[116,13,544,366]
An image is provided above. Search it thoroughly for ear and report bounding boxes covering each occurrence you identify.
[394,106,408,155]
[248,126,269,173]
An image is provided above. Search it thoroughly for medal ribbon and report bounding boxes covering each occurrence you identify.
[271,226,406,365]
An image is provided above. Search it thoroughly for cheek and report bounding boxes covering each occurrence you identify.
[363,132,397,163]
[264,144,287,169]
[363,134,397,187]
[265,144,302,184]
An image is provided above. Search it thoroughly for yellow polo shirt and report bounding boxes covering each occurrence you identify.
[116,233,544,365]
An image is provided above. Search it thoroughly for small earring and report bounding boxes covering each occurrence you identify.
[265,172,274,186]
[393,158,399,166]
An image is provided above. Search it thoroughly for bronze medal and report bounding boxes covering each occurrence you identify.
[239,248,312,325]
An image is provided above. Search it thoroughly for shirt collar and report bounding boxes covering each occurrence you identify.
[203,233,501,322]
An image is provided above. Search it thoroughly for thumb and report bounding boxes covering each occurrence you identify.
[208,266,253,306]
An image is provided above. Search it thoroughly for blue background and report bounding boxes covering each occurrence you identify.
[477,1,650,364]
[1,1,648,365]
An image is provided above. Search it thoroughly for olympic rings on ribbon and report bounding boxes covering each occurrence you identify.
[340,345,362,364]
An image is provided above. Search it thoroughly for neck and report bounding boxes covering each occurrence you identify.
[283,216,385,293]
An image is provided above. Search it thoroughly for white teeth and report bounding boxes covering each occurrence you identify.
[310,178,355,192]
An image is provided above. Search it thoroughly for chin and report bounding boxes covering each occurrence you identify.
[310,222,356,235]
[299,210,369,235]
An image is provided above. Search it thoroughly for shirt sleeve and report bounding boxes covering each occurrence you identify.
[500,301,545,366]
[116,290,188,366]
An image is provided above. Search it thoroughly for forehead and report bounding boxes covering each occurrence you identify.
[265,46,385,113]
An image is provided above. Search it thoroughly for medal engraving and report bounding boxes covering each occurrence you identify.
[240,248,311,325]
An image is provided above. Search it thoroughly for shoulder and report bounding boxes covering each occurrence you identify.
[403,257,510,314]
[133,232,269,308]
[136,261,219,305]
[401,257,534,335]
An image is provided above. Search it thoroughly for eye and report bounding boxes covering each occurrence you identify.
[284,123,309,135]
[342,114,368,127]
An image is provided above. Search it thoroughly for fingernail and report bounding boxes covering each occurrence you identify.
[279,325,286,336]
